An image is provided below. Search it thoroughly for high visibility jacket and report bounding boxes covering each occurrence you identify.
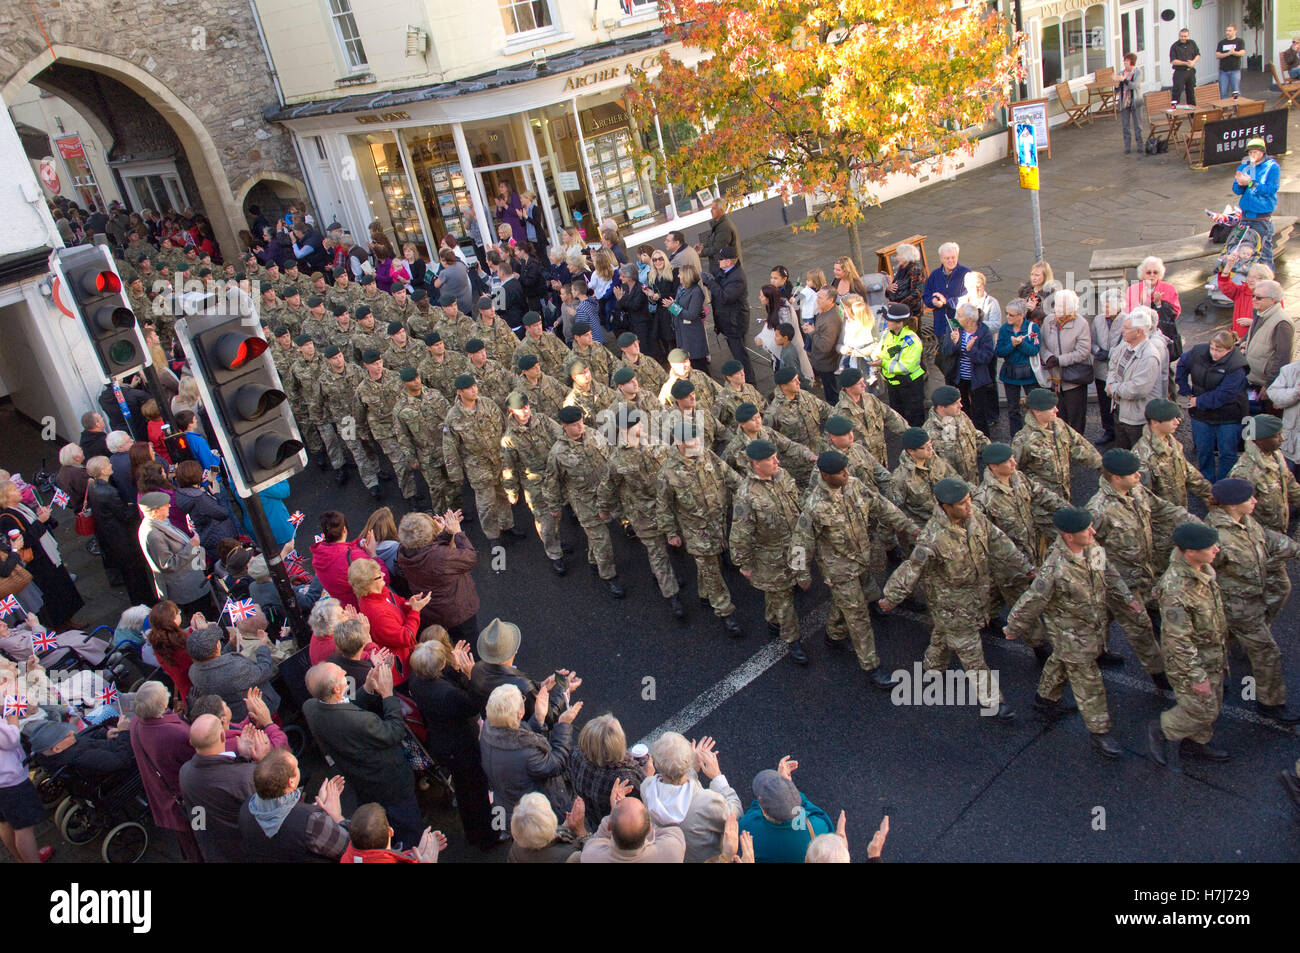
[880,327,924,383]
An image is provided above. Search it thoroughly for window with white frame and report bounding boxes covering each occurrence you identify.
[1041,3,1107,87]
[328,0,369,72]
[618,0,658,16]
[499,0,554,36]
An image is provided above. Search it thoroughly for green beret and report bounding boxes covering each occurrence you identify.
[293,333,311,347]
[391,285,407,295]
[174,264,189,274]
[557,406,584,424]
[1211,478,1254,505]
[271,325,289,338]
[774,366,798,385]
[1252,414,1283,439]
[439,292,456,307]
[721,359,744,376]
[1172,521,1220,551]
[358,274,375,285]
[506,392,529,410]
[824,416,853,437]
[424,332,442,346]
[412,289,429,301]
[331,304,348,316]
[522,311,542,326]
[361,349,382,364]
[454,374,476,391]
[667,348,690,364]
[837,367,863,388]
[670,379,695,400]
[931,385,961,407]
[355,305,372,319]
[476,295,494,311]
[817,450,848,474]
[735,402,759,423]
[1026,388,1058,411]
[981,443,1013,466]
[516,354,539,371]
[322,345,341,359]
[307,296,323,308]
[463,338,484,354]
[617,332,638,348]
[900,427,930,450]
[745,439,777,461]
[282,286,299,297]
[1102,449,1140,476]
[399,367,418,382]
[933,477,970,505]
[387,321,404,335]
[1052,506,1093,534]
[198,268,213,278]
[568,358,590,377]
[233,272,247,282]
[572,320,592,336]
[612,367,636,386]
[1145,398,1180,422]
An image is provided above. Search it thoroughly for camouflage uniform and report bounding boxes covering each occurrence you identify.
[406,306,437,342]
[512,372,569,422]
[1135,426,1214,510]
[1011,412,1103,502]
[270,341,298,390]
[882,508,1033,706]
[501,413,565,560]
[326,281,362,314]
[658,371,721,417]
[794,476,917,668]
[477,316,521,368]
[816,438,892,494]
[322,319,356,358]
[723,426,817,488]
[769,389,832,452]
[656,446,741,617]
[349,324,387,366]
[567,343,614,387]
[300,312,331,349]
[394,385,456,512]
[444,398,514,539]
[731,470,809,642]
[1155,550,1228,743]
[835,390,908,465]
[358,290,393,329]
[660,406,719,452]
[599,442,678,597]
[1229,440,1300,533]
[562,380,619,428]
[417,350,473,401]
[595,393,661,445]
[318,360,381,488]
[381,339,422,376]
[388,298,419,334]
[514,331,571,380]
[1207,507,1300,706]
[433,313,478,353]
[715,382,767,440]
[545,429,616,579]
[356,369,417,500]
[888,453,958,527]
[923,408,990,484]
[1006,539,1135,733]
[1085,478,1191,675]
[287,354,326,454]
[468,357,511,410]
[614,355,668,399]
[280,303,308,337]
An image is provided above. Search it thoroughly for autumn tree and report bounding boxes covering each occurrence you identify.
[626,0,1023,264]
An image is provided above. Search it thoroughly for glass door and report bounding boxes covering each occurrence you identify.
[1119,2,1154,92]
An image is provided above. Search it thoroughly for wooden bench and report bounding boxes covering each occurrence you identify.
[1087,216,1296,284]
[874,235,929,277]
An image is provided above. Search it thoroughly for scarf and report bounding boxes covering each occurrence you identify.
[248,789,302,837]
[7,504,60,568]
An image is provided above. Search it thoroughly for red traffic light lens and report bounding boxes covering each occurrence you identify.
[213,332,270,371]
[95,271,122,294]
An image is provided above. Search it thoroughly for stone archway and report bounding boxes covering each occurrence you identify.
[233,171,308,210]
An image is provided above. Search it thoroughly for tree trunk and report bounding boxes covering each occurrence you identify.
[846,221,864,271]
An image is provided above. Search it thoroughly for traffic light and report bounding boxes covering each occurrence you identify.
[50,245,147,380]
[174,303,305,498]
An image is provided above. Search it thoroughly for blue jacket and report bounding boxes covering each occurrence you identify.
[184,430,222,469]
[941,321,996,388]
[923,264,970,338]
[1232,156,1280,217]
[739,794,834,863]
[240,478,295,547]
[996,320,1041,384]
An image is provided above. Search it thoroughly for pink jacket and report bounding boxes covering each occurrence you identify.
[1125,280,1181,318]
[130,713,193,831]
[310,539,391,609]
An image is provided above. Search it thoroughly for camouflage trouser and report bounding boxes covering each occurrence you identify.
[1038,654,1111,733]
[416,452,458,513]
[321,424,380,488]
[374,436,416,500]
[1108,593,1164,675]
[694,552,734,616]
[468,478,514,539]
[579,519,617,579]
[1161,663,1225,744]
[826,571,879,669]
[293,407,323,453]
[1231,615,1286,706]
[640,532,679,598]
[520,478,562,560]
[923,616,1003,707]
[1265,565,1291,625]
[758,585,799,643]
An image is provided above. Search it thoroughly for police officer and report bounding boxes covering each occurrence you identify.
[879,302,926,426]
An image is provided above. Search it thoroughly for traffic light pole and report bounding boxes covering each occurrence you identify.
[241,489,311,648]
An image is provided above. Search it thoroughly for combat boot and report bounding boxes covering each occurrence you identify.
[605,577,626,599]
[994,703,1016,721]
[668,595,685,619]
[1257,703,1300,724]
[1147,719,1182,773]
[866,667,897,691]
[723,614,743,638]
[1090,732,1122,759]
[1032,692,1076,714]
[1184,740,1229,762]
[787,639,808,665]
[550,558,566,575]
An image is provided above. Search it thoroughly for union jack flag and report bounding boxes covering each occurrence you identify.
[288,510,305,527]
[186,514,197,535]
[99,684,119,706]
[224,598,258,623]
[2,695,26,717]
[285,549,304,572]
[0,595,20,618]
[31,631,59,653]
[51,489,70,509]
[314,534,324,543]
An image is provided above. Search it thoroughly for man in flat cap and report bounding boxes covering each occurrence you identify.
[729,439,810,660]
[723,402,817,489]
[1206,478,1300,722]
[714,359,766,444]
[501,392,567,573]
[543,407,623,597]
[318,343,381,493]
[393,367,455,514]
[288,335,328,468]
[795,450,919,684]
[881,477,1033,719]
[1149,522,1229,773]
[475,295,521,368]
[1005,507,1139,758]
[512,353,568,421]
[769,366,832,453]
[924,385,989,484]
[613,332,668,399]
[562,357,617,428]
[1229,414,1300,533]
[513,311,570,380]
[835,365,908,465]
[445,374,521,542]
[417,331,472,402]
[1134,398,1213,510]
[356,350,418,506]
[889,427,958,527]
[1011,388,1102,502]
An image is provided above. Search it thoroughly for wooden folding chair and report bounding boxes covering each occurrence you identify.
[1089,67,1117,117]
[1193,82,1220,106]
[1183,108,1222,166]
[1055,82,1093,128]
[1236,100,1265,117]
[1144,90,1173,140]
[1270,62,1300,110]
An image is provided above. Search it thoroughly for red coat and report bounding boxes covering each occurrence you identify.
[156,648,194,704]
[129,713,193,831]
[1217,274,1255,340]
[310,540,390,610]
[147,418,172,464]
[358,587,421,684]
[340,843,418,863]
[309,633,335,665]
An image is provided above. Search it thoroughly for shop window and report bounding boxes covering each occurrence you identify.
[347,132,427,258]
[499,0,554,36]
[401,128,475,245]
[1084,5,1108,74]
[328,0,368,72]
[1041,5,1107,88]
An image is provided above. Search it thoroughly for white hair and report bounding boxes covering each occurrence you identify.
[116,604,151,633]
[1254,279,1283,302]
[486,684,524,729]
[1139,256,1166,280]
[650,731,694,784]
[894,243,920,264]
[106,430,134,453]
[308,597,343,637]
[1124,307,1154,333]
[511,792,559,850]
[806,833,851,863]
[1099,288,1125,313]
[955,302,981,324]
[58,443,84,466]
[1052,288,1080,317]
[937,242,959,258]
[134,681,171,719]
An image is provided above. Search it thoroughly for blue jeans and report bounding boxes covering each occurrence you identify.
[1191,419,1241,482]
[1243,215,1275,270]
[1219,70,1242,97]
[1289,67,1300,80]
[1002,380,1032,437]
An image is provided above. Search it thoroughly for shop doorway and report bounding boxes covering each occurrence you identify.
[475,160,556,249]
[1120,2,1156,92]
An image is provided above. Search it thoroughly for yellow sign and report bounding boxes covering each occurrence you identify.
[1018,165,1039,190]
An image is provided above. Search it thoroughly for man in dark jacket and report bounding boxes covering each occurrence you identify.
[807,288,845,404]
[79,412,110,460]
[27,720,134,781]
[237,748,349,862]
[494,257,527,329]
[107,430,137,505]
[696,200,741,271]
[292,225,330,274]
[468,617,569,728]
[98,377,151,441]
[302,660,422,848]
[713,248,755,384]
[178,714,259,862]
[186,625,281,721]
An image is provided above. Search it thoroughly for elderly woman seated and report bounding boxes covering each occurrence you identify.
[508,791,586,863]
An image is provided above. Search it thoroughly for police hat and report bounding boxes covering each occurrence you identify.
[885,303,910,321]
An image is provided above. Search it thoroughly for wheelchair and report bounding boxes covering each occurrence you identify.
[30,742,153,864]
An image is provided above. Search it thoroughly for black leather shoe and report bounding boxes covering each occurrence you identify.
[1091,732,1123,759]
[767,621,781,638]
[824,632,845,649]
[1257,703,1300,724]
[1096,651,1124,668]
[1147,719,1182,772]
[1093,432,1115,446]
[605,578,626,599]
[787,639,808,665]
[1151,672,1173,692]
[1185,740,1229,762]
[1033,692,1076,713]
[723,615,743,637]
[668,595,684,619]
[503,526,527,539]
[867,667,897,691]
[368,484,382,499]
[560,542,572,554]
[1033,643,1052,665]
[994,703,1016,721]
[335,468,348,486]
[550,558,566,575]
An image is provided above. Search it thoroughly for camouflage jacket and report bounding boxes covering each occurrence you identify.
[598,442,672,534]
[1135,427,1213,510]
[972,469,1068,564]
[279,304,308,337]
[1005,539,1134,662]
[394,385,451,462]
[1085,478,1191,594]
[1011,412,1102,501]
[476,317,522,368]
[326,283,362,313]
[357,292,393,328]
[882,508,1032,625]
[793,475,917,584]
[388,299,419,333]
[730,471,809,590]
[715,382,767,436]
[661,406,719,451]
[288,355,325,421]
[1206,507,1300,620]
[544,430,611,521]
[614,355,668,398]
[888,453,958,527]
[655,447,741,555]
[468,357,511,411]
[1155,550,1227,685]
[595,394,661,445]
[270,343,298,393]
[835,391,908,463]
[300,313,332,349]
[512,372,569,421]
[405,307,437,342]
[566,343,615,387]
[322,320,356,357]
[723,426,816,487]
[381,340,422,376]
[417,350,473,401]
[562,380,619,427]
[816,438,892,494]
[348,327,386,365]
[1228,441,1300,533]
[769,389,832,451]
[923,408,990,484]
[514,331,571,380]
[658,371,721,418]
[501,414,564,499]
[444,398,506,486]
[355,369,404,441]
[433,313,478,353]
[317,361,366,424]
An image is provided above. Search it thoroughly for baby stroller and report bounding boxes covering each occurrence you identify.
[1203,206,1264,308]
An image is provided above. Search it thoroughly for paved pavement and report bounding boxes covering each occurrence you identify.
[10,70,1300,863]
